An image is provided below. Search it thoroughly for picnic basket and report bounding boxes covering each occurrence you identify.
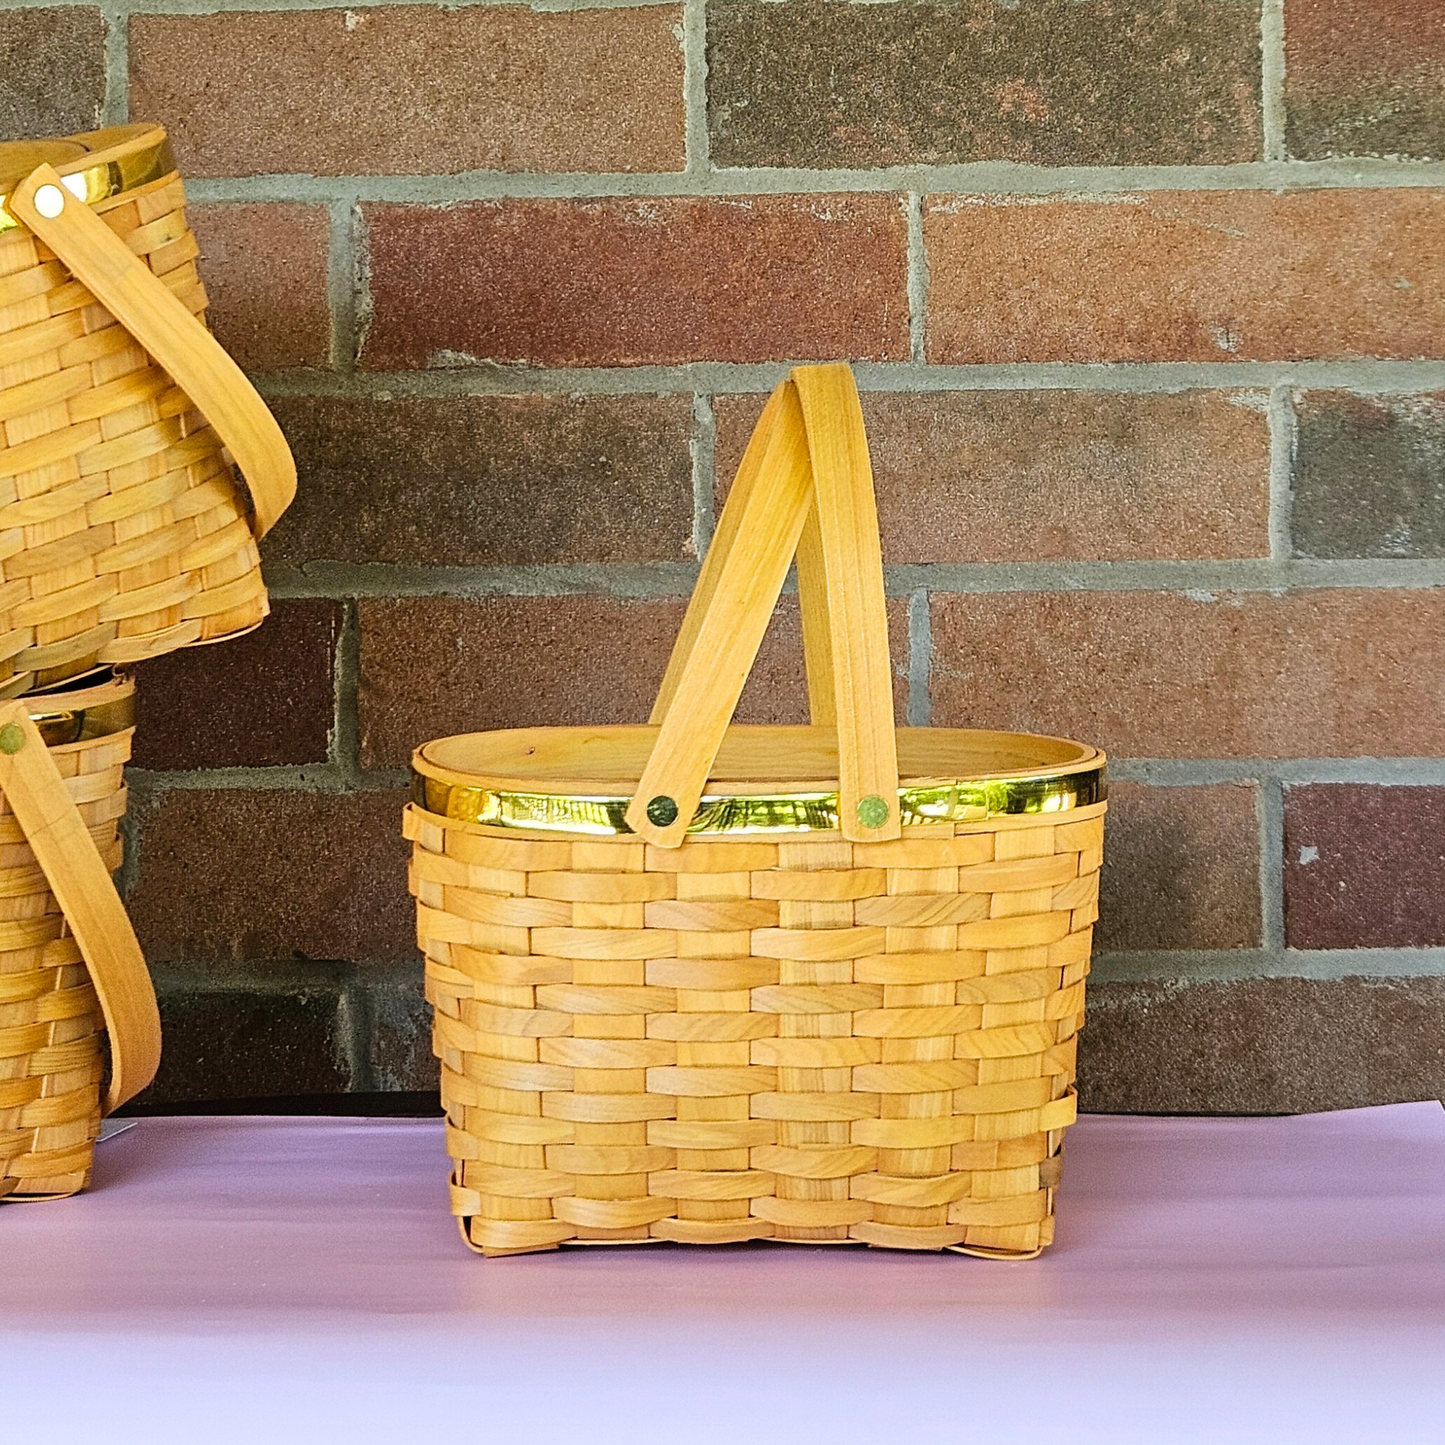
[0,669,159,1200]
[406,364,1106,1258]
[0,123,295,696]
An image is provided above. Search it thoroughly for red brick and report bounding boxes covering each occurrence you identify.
[1285,786,1445,949]
[1080,977,1445,1113]
[924,190,1445,363]
[129,7,684,177]
[1291,392,1445,559]
[715,390,1270,562]
[191,204,331,370]
[132,600,339,770]
[1286,0,1445,160]
[358,594,907,768]
[930,589,1445,758]
[360,196,910,369]
[1099,783,1261,950]
[267,394,694,567]
[0,8,104,140]
[143,979,353,1104]
[709,0,1262,169]
[127,789,413,965]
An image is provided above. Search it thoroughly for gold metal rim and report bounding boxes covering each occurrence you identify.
[25,673,135,748]
[412,764,1106,836]
[0,135,175,235]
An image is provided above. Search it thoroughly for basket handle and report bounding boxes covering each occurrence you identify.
[0,701,160,1113]
[628,363,900,847]
[5,163,296,538]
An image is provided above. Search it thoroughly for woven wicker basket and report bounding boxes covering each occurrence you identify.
[0,125,295,695]
[407,365,1106,1258]
[0,670,159,1200]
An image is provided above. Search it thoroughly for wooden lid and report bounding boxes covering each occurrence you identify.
[0,140,88,192]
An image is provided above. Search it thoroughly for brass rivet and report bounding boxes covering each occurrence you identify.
[646,794,679,827]
[33,184,65,219]
[857,794,889,828]
[0,723,26,755]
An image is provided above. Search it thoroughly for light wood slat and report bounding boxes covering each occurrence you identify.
[627,382,814,846]
[791,364,900,843]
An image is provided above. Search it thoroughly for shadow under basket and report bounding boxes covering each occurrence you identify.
[0,670,135,1200]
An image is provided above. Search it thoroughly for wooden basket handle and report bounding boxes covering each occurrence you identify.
[628,363,900,847]
[5,163,296,537]
[0,701,160,1113]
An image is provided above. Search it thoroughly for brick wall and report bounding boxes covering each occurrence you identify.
[4,0,1444,1112]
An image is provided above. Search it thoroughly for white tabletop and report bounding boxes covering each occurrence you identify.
[4,1103,1443,1444]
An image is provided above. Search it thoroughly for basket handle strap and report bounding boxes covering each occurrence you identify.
[5,163,296,538]
[792,363,901,841]
[650,381,841,730]
[0,701,159,1113]
[629,363,900,847]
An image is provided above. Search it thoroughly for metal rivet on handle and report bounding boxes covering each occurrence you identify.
[33,184,65,219]
[856,794,890,829]
[0,723,25,755]
[646,795,679,828]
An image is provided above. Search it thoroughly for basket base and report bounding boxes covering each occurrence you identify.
[2,1169,91,1201]
[461,1208,1054,1260]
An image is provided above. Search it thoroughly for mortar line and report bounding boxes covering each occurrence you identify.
[351,200,374,369]
[250,359,1445,400]
[115,790,144,902]
[681,0,709,177]
[906,194,928,363]
[1266,384,1295,562]
[691,392,716,559]
[327,195,359,372]
[124,756,1445,797]
[146,960,370,992]
[186,157,1445,207]
[906,588,932,726]
[1258,776,1287,950]
[1107,758,1445,786]
[264,555,1445,601]
[125,764,410,792]
[883,556,1445,593]
[1260,0,1288,161]
[338,981,375,1093]
[81,0,671,12]
[331,597,363,783]
[1093,947,1445,984]
[100,3,129,127]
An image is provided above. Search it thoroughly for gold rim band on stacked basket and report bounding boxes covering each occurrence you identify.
[0,670,158,1200]
[0,123,295,696]
[407,364,1106,1259]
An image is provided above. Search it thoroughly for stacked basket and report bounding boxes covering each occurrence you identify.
[0,124,296,1198]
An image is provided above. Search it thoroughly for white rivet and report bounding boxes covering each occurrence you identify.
[34,184,65,219]
[61,173,87,201]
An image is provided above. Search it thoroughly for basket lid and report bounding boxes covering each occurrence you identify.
[412,725,1106,836]
[0,125,173,232]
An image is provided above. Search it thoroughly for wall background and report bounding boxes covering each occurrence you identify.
[2,0,1443,1111]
